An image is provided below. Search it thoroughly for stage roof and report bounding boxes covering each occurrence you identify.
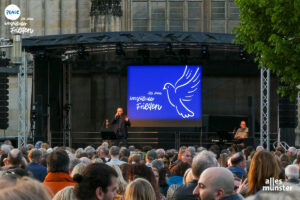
[22,31,236,49]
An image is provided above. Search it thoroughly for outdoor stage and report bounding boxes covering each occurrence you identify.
[22,31,282,148]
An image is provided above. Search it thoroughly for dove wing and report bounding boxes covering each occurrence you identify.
[175,66,201,102]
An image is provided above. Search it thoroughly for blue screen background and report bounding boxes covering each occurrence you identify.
[127,65,202,120]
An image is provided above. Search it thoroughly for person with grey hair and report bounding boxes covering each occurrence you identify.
[193,167,244,200]
[256,146,264,152]
[5,149,23,169]
[107,146,126,165]
[84,146,96,159]
[28,149,47,182]
[156,148,166,159]
[171,150,217,200]
[287,147,297,163]
[98,146,110,162]
[0,144,12,155]
[75,148,84,158]
[285,164,300,184]
[128,145,135,152]
[152,159,164,170]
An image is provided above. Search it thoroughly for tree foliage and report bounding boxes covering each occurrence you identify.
[233,0,300,99]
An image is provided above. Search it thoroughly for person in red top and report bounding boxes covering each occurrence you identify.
[43,149,76,196]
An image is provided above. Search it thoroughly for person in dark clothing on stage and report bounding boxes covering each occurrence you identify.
[111,107,131,146]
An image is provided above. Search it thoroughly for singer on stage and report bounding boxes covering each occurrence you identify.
[111,107,131,146]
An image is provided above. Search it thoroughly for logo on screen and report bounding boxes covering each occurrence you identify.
[163,65,200,118]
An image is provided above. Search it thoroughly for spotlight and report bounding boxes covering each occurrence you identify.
[239,47,247,60]
[165,43,174,55]
[116,43,125,56]
[201,45,209,59]
[77,46,88,60]
[201,45,208,54]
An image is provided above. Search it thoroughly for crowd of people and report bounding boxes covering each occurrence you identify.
[1,140,300,200]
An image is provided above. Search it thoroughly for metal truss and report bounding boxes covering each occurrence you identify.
[62,62,72,147]
[260,67,270,150]
[18,51,28,148]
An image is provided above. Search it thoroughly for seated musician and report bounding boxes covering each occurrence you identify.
[234,121,248,139]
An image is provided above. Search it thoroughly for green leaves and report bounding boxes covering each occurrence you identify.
[234,0,300,99]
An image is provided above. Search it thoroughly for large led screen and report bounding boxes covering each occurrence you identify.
[127,65,202,127]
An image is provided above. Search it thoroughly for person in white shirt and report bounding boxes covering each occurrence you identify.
[106,146,126,166]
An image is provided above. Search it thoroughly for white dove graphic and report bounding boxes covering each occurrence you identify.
[163,66,200,118]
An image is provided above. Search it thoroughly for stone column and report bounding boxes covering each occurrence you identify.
[295,85,300,146]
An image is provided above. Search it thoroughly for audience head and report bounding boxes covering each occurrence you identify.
[287,147,297,157]
[1,144,12,155]
[29,149,42,163]
[8,149,23,167]
[0,176,51,200]
[71,162,87,178]
[146,150,158,163]
[120,147,130,158]
[247,150,281,196]
[280,154,291,168]
[128,145,135,152]
[256,146,264,152]
[106,163,128,194]
[156,148,165,158]
[181,149,192,165]
[285,164,299,180]
[74,163,118,200]
[124,178,156,200]
[275,146,285,154]
[193,167,235,200]
[170,161,191,177]
[98,146,109,159]
[151,159,164,170]
[192,150,217,179]
[110,146,120,158]
[130,153,142,164]
[230,152,246,169]
[84,146,96,159]
[128,164,157,191]
[47,149,70,173]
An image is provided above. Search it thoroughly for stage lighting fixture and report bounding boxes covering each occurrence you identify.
[116,43,125,56]
[165,43,174,55]
[201,45,209,59]
[201,45,208,54]
[239,47,247,60]
[77,46,88,60]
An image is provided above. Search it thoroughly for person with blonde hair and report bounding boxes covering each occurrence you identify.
[124,178,156,200]
[106,163,128,199]
[71,162,87,178]
[0,176,51,200]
